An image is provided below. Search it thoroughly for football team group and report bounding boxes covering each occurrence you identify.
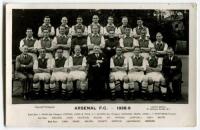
[14,15,182,101]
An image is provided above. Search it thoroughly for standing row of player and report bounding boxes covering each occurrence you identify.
[37,15,150,39]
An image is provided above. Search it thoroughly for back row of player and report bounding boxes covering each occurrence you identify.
[37,15,150,38]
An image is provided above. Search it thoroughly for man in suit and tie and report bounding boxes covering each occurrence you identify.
[162,47,182,101]
[87,45,106,100]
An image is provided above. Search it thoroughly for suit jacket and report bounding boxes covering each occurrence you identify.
[162,55,182,79]
[87,53,106,80]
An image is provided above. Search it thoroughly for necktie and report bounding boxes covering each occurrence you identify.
[96,54,99,58]
[169,56,172,61]
[44,38,48,41]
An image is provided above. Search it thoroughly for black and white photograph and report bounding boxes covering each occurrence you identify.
[11,8,189,104]
[5,3,197,127]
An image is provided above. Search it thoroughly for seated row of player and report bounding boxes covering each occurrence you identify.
[37,15,150,39]
[19,25,168,61]
[15,44,182,101]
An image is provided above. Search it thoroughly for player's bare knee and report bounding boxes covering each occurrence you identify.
[148,77,154,85]
[50,78,55,84]
[44,77,50,83]
[123,76,129,83]
[33,76,39,83]
[109,75,115,83]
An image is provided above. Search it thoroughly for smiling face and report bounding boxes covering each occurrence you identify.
[116,47,122,56]
[150,48,156,57]
[59,26,66,35]
[44,17,50,25]
[134,47,140,57]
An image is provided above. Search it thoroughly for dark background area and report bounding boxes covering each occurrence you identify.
[12,9,189,58]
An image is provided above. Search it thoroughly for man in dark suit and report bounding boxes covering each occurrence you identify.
[162,47,182,101]
[87,45,106,100]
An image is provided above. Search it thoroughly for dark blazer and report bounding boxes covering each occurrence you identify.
[162,55,182,79]
[86,53,106,80]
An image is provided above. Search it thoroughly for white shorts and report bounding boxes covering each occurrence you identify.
[140,53,149,59]
[128,71,145,82]
[123,52,134,58]
[110,71,127,81]
[69,71,87,81]
[55,50,69,58]
[34,73,51,81]
[146,72,165,82]
[51,72,68,81]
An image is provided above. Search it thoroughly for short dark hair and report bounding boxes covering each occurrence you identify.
[56,46,64,51]
[122,16,128,19]
[137,17,143,21]
[44,16,50,19]
[116,46,122,50]
[26,28,32,31]
[77,16,83,19]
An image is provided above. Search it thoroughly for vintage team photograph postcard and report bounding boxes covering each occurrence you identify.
[5,3,197,127]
